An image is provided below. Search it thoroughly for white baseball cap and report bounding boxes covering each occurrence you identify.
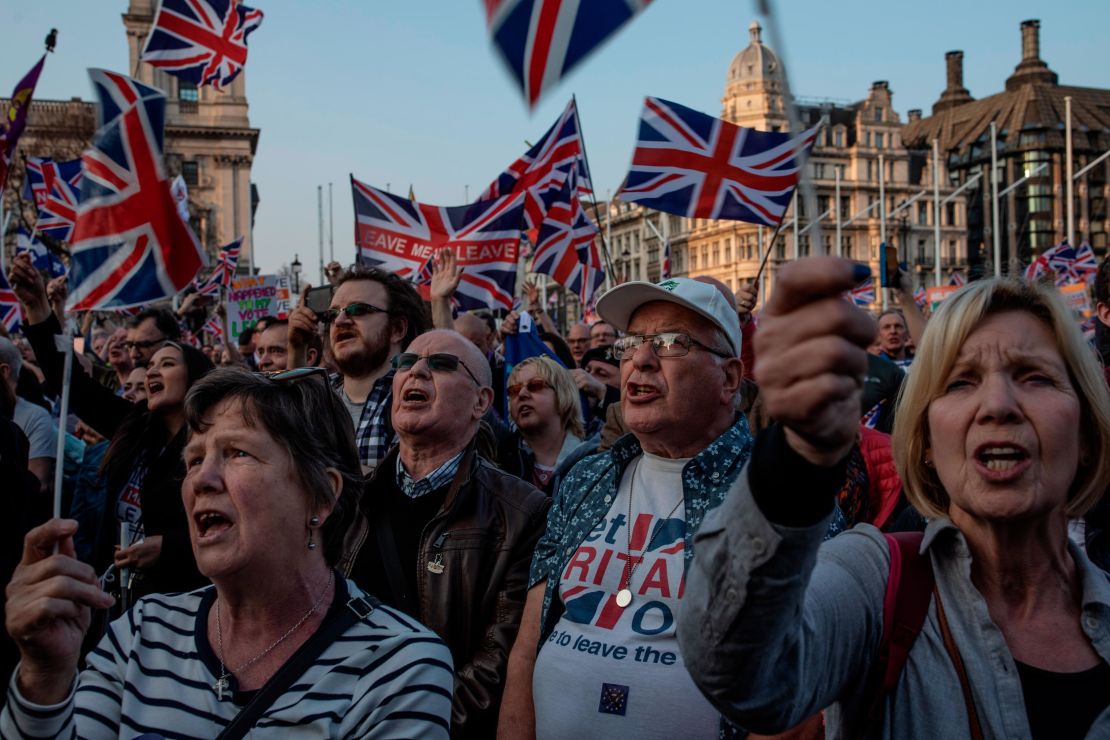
[596,277,742,356]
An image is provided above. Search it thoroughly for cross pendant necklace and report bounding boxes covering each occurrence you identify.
[214,674,230,701]
[616,459,684,609]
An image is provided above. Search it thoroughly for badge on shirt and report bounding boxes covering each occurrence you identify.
[598,683,629,716]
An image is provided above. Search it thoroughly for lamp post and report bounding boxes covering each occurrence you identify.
[291,253,302,295]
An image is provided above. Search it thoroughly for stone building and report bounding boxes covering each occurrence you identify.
[902,20,1110,278]
[2,0,260,271]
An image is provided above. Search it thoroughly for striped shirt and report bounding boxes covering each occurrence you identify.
[2,577,453,738]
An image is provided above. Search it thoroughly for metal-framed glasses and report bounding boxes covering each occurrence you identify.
[261,366,330,383]
[319,302,389,323]
[392,352,481,386]
[124,337,167,351]
[612,332,731,361]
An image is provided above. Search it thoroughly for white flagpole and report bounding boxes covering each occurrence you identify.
[317,185,324,284]
[328,182,335,264]
[604,194,613,290]
[834,167,842,258]
[1065,96,1074,247]
[933,138,942,287]
[990,121,1001,277]
[791,191,799,260]
[879,153,887,309]
[51,329,75,533]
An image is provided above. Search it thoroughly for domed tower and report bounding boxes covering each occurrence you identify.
[721,21,787,131]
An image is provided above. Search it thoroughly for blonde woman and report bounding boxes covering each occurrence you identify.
[678,259,1110,739]
[497,356,595,495]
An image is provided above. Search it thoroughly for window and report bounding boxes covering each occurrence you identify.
[843,236,853,259]
[181,160,199,187]
[724,237,732,262]
[866,160,873,181]
[945,202,956,226]
[875,132,884,149]
[874,107,883,122]
[840,196,850,219]
[834,129,844,148]
[864,131,871,147]
[178,80,198,102]
[918,202,928,226]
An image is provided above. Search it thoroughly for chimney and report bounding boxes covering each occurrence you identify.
[1006,19,1057,90]
[908,109,922,123]
[932,51,973,114]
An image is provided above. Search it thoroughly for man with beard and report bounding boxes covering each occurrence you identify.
[288,265,430,473]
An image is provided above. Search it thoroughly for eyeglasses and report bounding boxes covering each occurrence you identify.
[392,352,481,386]
[262,366,330,383]
[124,338,167,351]
[507,378,551,398]
[612,332,731,361]
[319,302,389,323]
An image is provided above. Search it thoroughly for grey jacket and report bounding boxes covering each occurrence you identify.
[676,468,1110,739]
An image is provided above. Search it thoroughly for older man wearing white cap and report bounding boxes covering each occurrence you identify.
[497,277,753,739]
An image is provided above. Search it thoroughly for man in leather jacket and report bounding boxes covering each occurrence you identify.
[339,329,549,738]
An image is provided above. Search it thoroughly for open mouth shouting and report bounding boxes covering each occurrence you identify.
[147,378,165,396]
[625,381,662,403]
[973,442,1032,480]
[399,385,432,406]
[194,509,234,542]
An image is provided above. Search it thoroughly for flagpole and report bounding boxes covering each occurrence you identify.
[317,185,324,284]
[758,224,766,306]
[755,219,787,284]
[51,326,75,527]
[1065,96,1074,248]
[328,182,334,264]
[879,153,887,309]
[834,166,842,258]
[933,138,942,287]
[791,191,799,260]
[604,192,613,291]
[990,121,1001,278]
[570,95,618,286]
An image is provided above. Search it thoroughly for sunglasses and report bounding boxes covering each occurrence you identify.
[124,338,167,351]
[319,302,389,323]
[392,352,481,386]
[612,332,731,361]
[261,366,330,383]
[507,378,551,398]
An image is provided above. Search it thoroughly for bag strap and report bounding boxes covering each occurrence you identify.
[215,585,378,740]
[864,532,935,729]
[934,584,986,740]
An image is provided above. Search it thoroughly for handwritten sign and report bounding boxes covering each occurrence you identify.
[1059,283,1093,320]
[226,275,291,342]
[925,285,959,313]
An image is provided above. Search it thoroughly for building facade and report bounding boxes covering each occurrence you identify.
[902,20,1110,278]
[2,0,260,271]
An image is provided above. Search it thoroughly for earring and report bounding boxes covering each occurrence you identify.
[307,516,321,550]
[309,516,320,526]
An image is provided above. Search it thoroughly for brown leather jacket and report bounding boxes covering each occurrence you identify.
[338,443,550,739]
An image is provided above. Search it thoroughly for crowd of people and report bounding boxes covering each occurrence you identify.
[0,245,1108,738]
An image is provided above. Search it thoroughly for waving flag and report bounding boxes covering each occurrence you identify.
[195,238,241,291]
[485,0,652,109]
[141,0,264,91]
[202,316,223,338]
[15,227,66,278]
[352,176,524,311]
[25,156,83,241]
[947,271,966,287]
[848,277,875,307]
[482,98,592,230]
[913,286,927,310]
[661,239,671,279]
[619,97,819,225]
[0,272,23,333]
[66,70,207,312]
[1024,252,1051,283]
[171,174,190,222]
[1050,241,1098,286]
[532,171,604,304]
[0,55,46,192]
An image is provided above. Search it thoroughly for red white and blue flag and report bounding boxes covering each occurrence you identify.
[0,271,23,334]
[531,170,604,305]
[141,0,264,91]
[194,238,241,292]
[913,286,927,310]
[619,97,819,225]
[15,227,66,278]
[202,316,223,337]
[661,239,671,279]
[352,176,525,311]
[66,70,207,312]
[947,271,966,287]
[849,276,875,307]
[0,55,46,192]
[482,98,593,231]
[484,0,651,109]
[24,157,83,242]
[1024,241,1099,286]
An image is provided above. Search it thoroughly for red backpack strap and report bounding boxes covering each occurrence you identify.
[864,532,935,728]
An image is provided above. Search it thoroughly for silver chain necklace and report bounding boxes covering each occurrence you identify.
[616,458,684,609]
[213,570,334,700]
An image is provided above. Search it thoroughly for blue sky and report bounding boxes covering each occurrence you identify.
[3,1,1106,276]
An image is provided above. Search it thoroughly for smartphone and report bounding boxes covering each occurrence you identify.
[305,285,335,316]
[880,244,900,288]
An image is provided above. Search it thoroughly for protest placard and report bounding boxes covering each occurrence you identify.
[1058,282,1093,320]
[226,275,291,342]
[925,285,959,312]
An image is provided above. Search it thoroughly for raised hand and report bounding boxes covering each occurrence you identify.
[753,258,876,466]
[287,283,319,365]
[499,310,520,338]
[570,368,606,402]
[735,280,759,324]
[5,519,115,704]
[523,280,541,312]
[8,253,51,324]
[430,248,463,300]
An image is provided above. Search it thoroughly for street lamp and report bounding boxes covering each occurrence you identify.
[291,253,302,294]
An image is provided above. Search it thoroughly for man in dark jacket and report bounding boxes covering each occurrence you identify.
[339,329,549,738]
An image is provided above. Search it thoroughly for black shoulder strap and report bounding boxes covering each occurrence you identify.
[215,588,378,740]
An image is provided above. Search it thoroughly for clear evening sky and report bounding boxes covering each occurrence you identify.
[3,1,1107,278]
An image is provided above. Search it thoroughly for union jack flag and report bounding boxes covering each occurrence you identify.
[194,279,222,298]
[947,271,966,287]
[24,157,83,242]
[913,286,927,310]
[0,55,45,193]
[141,0,264,91]
[66,70,207,312]
[661,239,671,279]
[352,176,525,311]
[0,272,23,334]
[848,276,875,307]
[194,238,241,292]
[861,400,884,430]
[202,316,223,337]
[1050,242,1098,286]
[482,98,593,231]
[178,322,200,348]
[619,97,819,225]
[531,171,604,305]
[15,227,66,278]
[484,0,652,109]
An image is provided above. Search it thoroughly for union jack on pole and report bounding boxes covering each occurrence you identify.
[352,176,525,311]
[141,0,264,91]
[194,237,241,292]
[484,0,652,109]
[947,271,966,287]
[848,276,875,308]
[531,170,604,305]
[619,97,819,225]
[661,239,671,279]
[66,70,207,312]
[481,98,593,231]
[913,286,927,310]
[202,316,223,337]
[24,157,83,242]
[0,271,23,334]
[15,227,66,278]
[1050,241,1098,286]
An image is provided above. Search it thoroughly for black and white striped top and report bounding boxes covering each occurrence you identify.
[1,578,453,738]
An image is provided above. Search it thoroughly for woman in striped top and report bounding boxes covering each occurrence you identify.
[3,367,454,737]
